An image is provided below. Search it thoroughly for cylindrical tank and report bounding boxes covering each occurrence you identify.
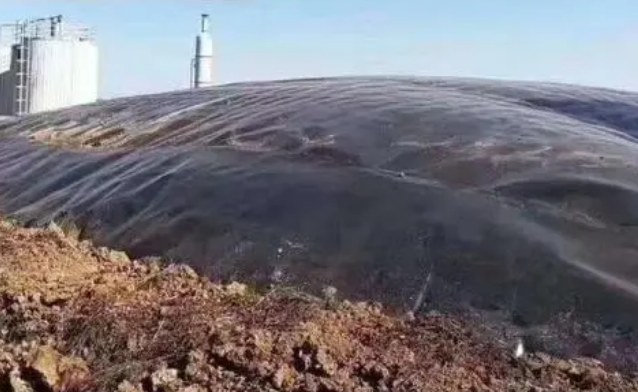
[194,14,213,88]
[0,46,10,72]
[0,46,12,116]
[27,38,99,114]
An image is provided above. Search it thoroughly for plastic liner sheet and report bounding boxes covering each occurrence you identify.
[0,76,638,336]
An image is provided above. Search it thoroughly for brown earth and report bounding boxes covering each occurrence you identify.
[0,219,636,392]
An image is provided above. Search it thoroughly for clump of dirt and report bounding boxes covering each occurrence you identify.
[0,219,636,392]
[30,126,129,150]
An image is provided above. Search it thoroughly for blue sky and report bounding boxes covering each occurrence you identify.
[3,0,638,98]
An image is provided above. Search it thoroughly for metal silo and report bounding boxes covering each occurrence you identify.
[0,44,13,116]
[192,14,214,89]
[0,16,99,116]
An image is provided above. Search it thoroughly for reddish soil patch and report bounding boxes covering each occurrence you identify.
[0,219,636,391]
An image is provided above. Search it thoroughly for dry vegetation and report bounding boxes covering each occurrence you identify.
[0,218,636,391]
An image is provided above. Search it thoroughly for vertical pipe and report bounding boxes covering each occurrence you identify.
[201,14,210,33]
[56,15,63,37]
[50,17,56,38]
[190,58,195,89]
[194,14,213,89]
[50,16,62,38]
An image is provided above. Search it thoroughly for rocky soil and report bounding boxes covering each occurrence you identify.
[0,219,636,391]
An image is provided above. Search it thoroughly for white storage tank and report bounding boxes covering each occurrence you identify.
[0,16,99,116]
[28,38,99,113]
[0,46,13,116]
[0,46,10,71]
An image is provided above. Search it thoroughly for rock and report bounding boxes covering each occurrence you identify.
[178,386,207,392]
[109,250,130,264]
[28,293,41,304]
[181,265,199,279]
[58,355,90,387]
[131,259,146,271]
[94,246,130,264]
[295,347,313,372]
[303,373,319,392]
[26,346,88,391]
[164,264,198,279]
[224,282,247,296]
[321,286,338,301]
[256,361,271,378]
[9,368,34,392]
[151,367,181,392]
[369,302,383,315]
[272,364,294,389]
[94,247,108,258]
[404,311,416,322]
[536,353,552,364]
[567,365,584,378]
[0,219,17,230]
[315,349,337,376]
[29,345,61,389]
[187,349,206,365]
[78,240,92,252]
[44,218,82,241]
[185,350,209,383]
[361,362,390,384]
[118,380,143,392]
[144,258,164,274]
[59,221,82,241]
[555,359,572,372]
[45,221,64,237]
[318,379,339,392]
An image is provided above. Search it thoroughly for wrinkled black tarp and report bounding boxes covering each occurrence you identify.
[0,77,638,339]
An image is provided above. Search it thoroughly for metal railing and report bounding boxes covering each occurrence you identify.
[0,16,95,47]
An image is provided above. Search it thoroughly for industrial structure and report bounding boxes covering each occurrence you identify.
[191,14,214,89]
[0,16,99,116]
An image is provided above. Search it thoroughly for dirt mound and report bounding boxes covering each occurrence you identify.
[0,219,636,392]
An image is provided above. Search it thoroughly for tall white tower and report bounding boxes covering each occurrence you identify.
[193,14,213,89]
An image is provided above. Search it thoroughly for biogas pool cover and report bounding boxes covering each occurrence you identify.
[1,77,638,364]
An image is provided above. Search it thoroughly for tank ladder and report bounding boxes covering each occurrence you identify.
[14,21,30,116]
